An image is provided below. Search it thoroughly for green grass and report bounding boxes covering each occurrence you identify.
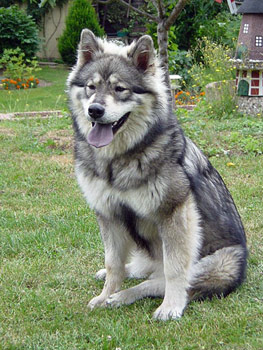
[0,87,263,349]
[0,66,69,113]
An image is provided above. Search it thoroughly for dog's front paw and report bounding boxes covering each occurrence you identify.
[88,295,106,310]
[95,268,106,280]
[153,304,184,321]
[105,292,124,308]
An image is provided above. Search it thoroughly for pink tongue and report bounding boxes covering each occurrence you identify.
[87,123,113,148]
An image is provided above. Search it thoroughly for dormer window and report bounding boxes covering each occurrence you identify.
[255,36,263,47]
[243,24,249,33]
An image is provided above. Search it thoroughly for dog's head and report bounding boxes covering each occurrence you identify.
[68,30,168,149]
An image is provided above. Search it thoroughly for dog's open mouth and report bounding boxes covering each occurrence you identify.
[87,112,130,148]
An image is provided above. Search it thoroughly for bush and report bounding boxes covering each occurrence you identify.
[197,12,241,51]
[188,38,237,119]
[189,37,235,91]
[0,6,39,58]
[58,0,104,66]
[169,49,193,88]
[0,48,41,90]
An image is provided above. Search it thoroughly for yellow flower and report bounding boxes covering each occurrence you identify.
[227,162,235,167]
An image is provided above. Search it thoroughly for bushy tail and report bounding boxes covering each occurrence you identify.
[188,245,247,301]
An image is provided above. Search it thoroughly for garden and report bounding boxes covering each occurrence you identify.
[0,0,263,349]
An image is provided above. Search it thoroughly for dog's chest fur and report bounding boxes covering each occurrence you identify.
[75,138,189,219]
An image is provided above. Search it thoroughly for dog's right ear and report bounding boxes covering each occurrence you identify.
[77,29,102,66]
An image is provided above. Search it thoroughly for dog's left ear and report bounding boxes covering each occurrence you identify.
[128,35,155,72]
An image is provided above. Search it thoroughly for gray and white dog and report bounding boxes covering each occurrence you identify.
[67,29,247,320]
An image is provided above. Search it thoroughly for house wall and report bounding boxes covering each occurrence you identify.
[236,69,263,96]
[237,14,263,60]
[37,3,70,60]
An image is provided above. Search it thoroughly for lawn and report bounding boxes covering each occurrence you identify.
[0,66,69,113]
[0,67,263,349]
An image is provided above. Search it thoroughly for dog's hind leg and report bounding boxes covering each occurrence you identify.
[88,214,131,309]
[96,249,161,280]
[106,278,165,307]
[188,244,247,300]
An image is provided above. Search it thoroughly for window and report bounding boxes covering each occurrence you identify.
[255,36,263,47]
[252,70,260,78]
[243,24,249,34]
[251,88,259,96]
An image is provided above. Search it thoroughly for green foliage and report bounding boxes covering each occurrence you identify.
[197,12,241,51]
[0,0,16,6]
[188,39,237,119]
[26,0,68,25]
[146,0,238,58]
[189,37,236,91]
[0,6,39,58]
[169,49,193,87]
[58,0,104,65]
[0,48,41,81]
[146,23,193,85]
[173,0,229,51]
[100,0,128,32]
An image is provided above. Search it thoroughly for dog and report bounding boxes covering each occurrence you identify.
[67,29,247,320]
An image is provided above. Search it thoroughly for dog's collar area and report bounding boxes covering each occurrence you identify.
[88,112,130,148]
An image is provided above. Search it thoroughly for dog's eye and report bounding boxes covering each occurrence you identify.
[115,86,126,93]
[87,84,96,90]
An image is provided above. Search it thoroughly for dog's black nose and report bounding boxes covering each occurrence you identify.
[88,103,105,119]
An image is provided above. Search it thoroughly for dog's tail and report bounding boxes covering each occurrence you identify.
[188,245,247,300]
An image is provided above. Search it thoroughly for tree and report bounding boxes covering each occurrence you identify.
[100,0,188,86]
[40,0,188,88]
[58,0,104,65]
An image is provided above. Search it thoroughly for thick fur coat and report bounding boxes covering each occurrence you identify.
[67,30,247,320]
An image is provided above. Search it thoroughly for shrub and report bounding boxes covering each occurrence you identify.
[169,49,193,88]
[175,91,205,106]
[58,0,104,65]
[189,37,235,91]
[188,38,237,119]
[0,6,39,58]
[197,12,241,51]
[0,48,41,90]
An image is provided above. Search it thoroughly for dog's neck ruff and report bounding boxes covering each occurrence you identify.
[87,112,130,148]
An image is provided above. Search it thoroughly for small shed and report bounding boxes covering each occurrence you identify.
[235,0,263,97]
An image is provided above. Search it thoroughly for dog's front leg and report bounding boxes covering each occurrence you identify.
[88,215,128,309]
[153,197,200,320]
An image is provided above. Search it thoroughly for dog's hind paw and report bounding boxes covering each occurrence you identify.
[95,268,106,280]
[153,304,183,321]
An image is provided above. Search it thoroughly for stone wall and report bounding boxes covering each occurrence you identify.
[205,80,263,117]
[237,96,263,116]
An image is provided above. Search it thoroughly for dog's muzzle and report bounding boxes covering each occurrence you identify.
[87,103,130,148]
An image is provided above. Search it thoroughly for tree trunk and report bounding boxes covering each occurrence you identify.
[157,21,173,103]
